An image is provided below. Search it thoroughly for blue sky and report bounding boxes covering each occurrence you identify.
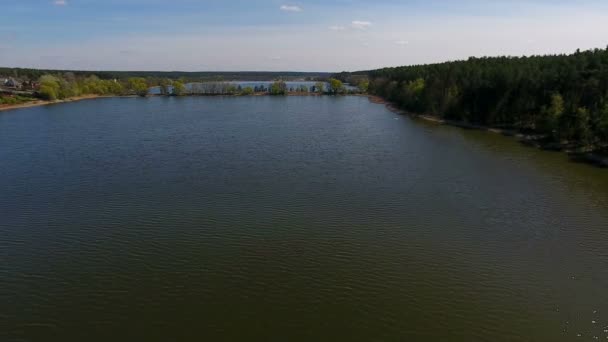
[1,0,607,71]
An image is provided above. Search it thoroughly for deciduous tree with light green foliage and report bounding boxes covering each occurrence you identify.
[270,81,287,95]
[106,80,125,95]
[540,93,565,138]
[38,75,61,100]
[241,87,254,95]
[82,75,104,95]
[574,107,591,145]
[314,82,325,93]
[172,81,186,96]
[358,80,369,93]
[159,79,171,95]
[329,78,343,95]
[128,77,149,97]
[226,85,238,95]
[35,73,127,100]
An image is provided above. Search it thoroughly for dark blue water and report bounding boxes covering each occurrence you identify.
[1,96,608,341]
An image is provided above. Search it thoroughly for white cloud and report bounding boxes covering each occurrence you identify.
[395,40,409,46]
[53,0,67,5]
[329,25,346,31]
[280,5,302,12]
[351,21,372,30]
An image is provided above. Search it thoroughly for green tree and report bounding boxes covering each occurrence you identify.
[58,78,79,98]
[106,80,125,95]
[540,93,565,138]
[241,87,254,95]
[270,81,287,95]
[314,82,325,93]
[38,75,61,100]
[574,107,591,145]
[596,104,608,144]
[159,79,171,95]
[329,78,344,95]
[226,85,238,95]
[172,81,186,96]
[358,80,369,93]
[127,77,149,97]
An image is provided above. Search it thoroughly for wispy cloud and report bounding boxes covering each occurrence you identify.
[280,5,302,12]
[395,40,409,46]
[351,21,372,30]
[53,0,67,6]
[328,25,346,31]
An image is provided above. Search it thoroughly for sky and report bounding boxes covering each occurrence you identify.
[1,0,607,72]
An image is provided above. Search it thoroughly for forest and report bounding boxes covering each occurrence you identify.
[364,48,608,151]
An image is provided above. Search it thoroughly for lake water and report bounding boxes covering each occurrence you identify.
[1,96,608,341]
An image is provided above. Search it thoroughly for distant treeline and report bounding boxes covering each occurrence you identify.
[1,70,358,104]
[172,79,359,96]
[359,47,608,150]
[0,68,332,82]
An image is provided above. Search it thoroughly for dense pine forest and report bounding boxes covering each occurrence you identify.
[364,48,608,151]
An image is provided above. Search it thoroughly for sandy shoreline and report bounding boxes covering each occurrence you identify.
[367,95,525,135]
[0,95,136,112]
[0,93,330,113]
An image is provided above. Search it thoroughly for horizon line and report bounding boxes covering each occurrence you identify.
[2,46,606,75]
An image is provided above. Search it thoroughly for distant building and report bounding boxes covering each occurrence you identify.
[20,80,40,90]
[3,78,21,89]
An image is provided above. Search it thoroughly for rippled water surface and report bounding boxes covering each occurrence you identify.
[1,96,608,341]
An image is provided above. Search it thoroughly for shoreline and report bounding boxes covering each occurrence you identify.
[365,95,608,168]
[0,94,137,112]
[0,92,334,112]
